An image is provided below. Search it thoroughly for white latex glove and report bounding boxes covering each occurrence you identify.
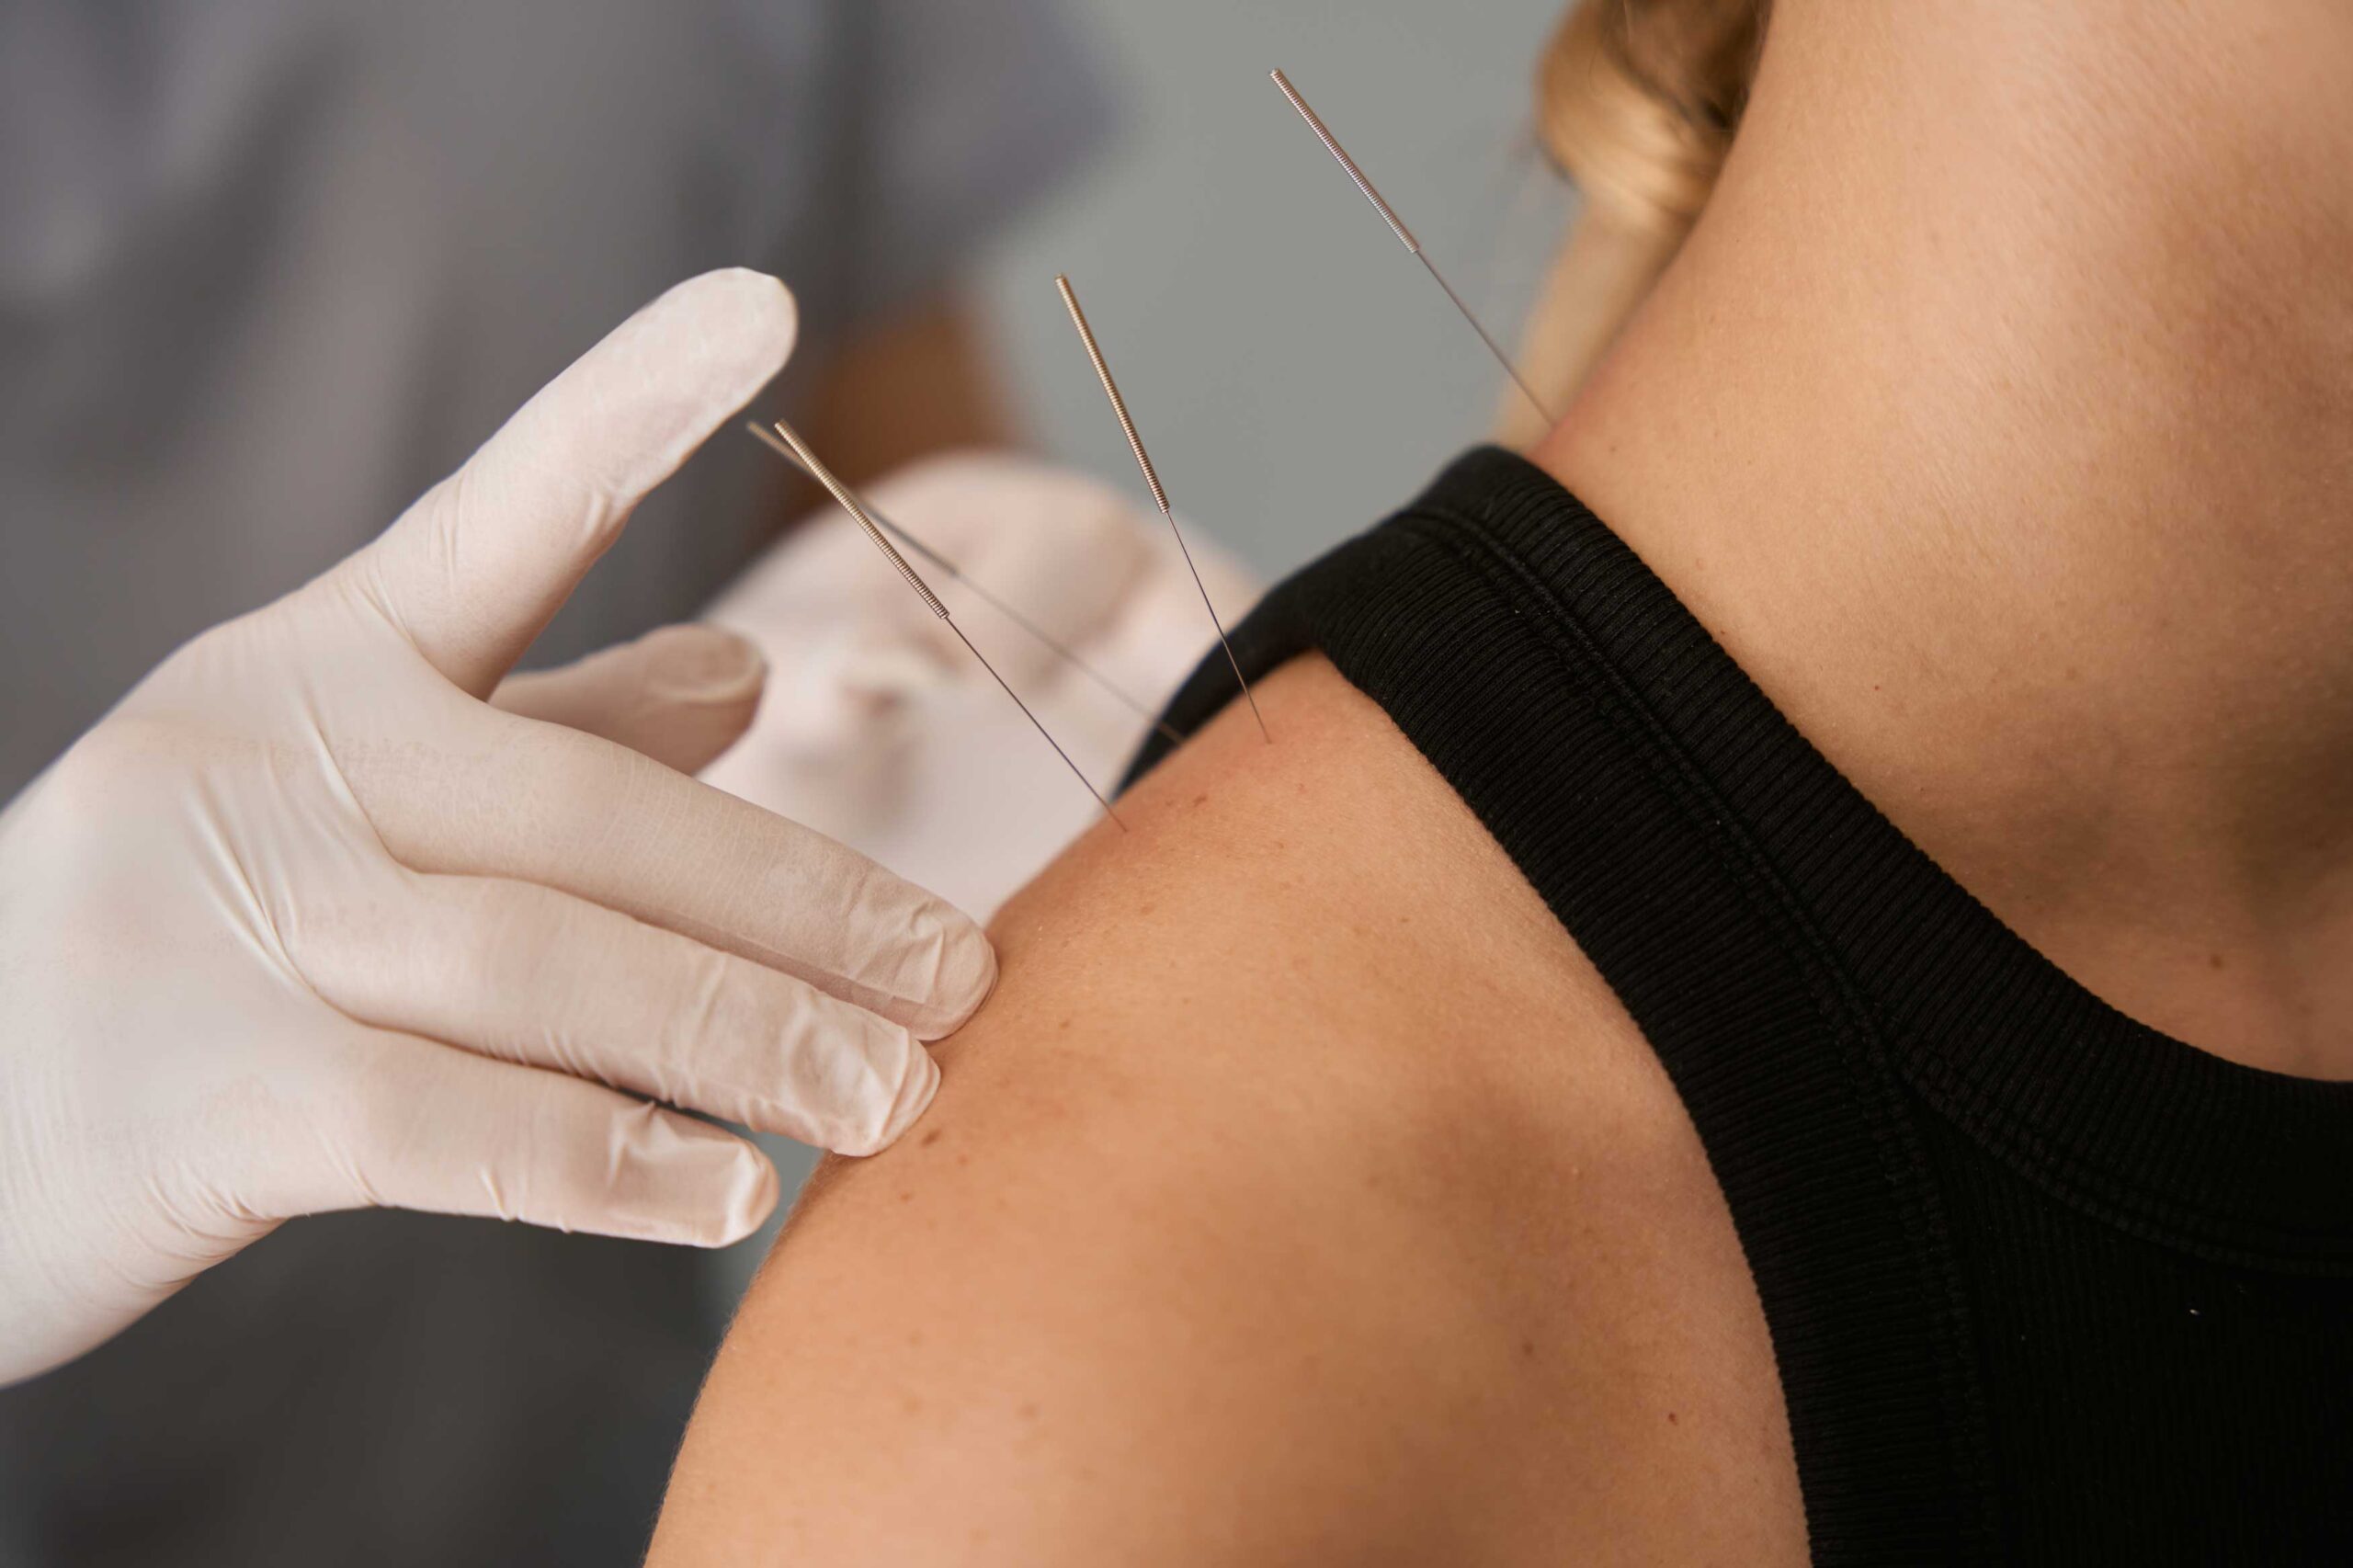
[703,451,1261,919]
[0,270,995,1387]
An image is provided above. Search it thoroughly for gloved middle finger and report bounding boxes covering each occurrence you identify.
[341,700,995,1040]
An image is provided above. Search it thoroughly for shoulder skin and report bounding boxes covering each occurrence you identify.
[648,653,1804,1567]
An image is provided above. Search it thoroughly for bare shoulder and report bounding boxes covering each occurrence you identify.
[649,655,1802,1567]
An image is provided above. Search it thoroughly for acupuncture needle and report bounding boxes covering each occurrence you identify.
[1054,274,1269,744]
[765,418,1127,830]
[1269,67,1559,427]
[743,421,1185,749]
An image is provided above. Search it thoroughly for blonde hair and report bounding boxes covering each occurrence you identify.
[1500,0,1767,445]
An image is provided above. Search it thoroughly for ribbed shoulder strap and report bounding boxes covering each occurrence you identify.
[1127,447,1998,1564]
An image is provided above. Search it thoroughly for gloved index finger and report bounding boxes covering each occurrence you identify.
[353,269,799,699]
[356,703,999,1040]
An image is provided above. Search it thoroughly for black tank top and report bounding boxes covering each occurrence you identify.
[1128,447,2353,1565]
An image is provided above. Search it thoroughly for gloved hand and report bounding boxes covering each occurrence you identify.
[0,270,995,1387]
[703,451,1262,920]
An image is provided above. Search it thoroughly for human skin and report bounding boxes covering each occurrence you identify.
[1541,0,2353,1075]
[649,654,1806,1564]
[652,0,2353,1558]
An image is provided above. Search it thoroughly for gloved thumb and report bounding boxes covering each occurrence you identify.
[355,268,799,700]
[491,624,767,776]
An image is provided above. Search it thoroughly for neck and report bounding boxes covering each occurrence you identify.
[1538,0,2353,1074]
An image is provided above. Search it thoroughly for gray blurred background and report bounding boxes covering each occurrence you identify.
[981,0,1572,579]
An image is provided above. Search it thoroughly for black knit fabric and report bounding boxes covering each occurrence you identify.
[1127,447,2353,1565]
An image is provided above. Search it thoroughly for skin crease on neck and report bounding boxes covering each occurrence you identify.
[1533,0,2353,1077]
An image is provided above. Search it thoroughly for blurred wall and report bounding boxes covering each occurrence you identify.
[978,0,1575,580]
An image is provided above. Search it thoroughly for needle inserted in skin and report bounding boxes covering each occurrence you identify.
[1053,275,1269,744]
[744,422,1185,748]
[1269,67,1559,427]
[766,418,1126,830]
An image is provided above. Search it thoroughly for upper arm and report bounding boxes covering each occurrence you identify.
[645,654,1755,1564]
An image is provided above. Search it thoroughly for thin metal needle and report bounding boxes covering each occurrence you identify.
[767,418,1127,830]
[744,422,1185,748]
[1268,67,1559,426]
[1053,274,1270,744]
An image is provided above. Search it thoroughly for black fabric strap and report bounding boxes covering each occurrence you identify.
[1129,449,1996,1561]
[1128,447,2353,1559]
